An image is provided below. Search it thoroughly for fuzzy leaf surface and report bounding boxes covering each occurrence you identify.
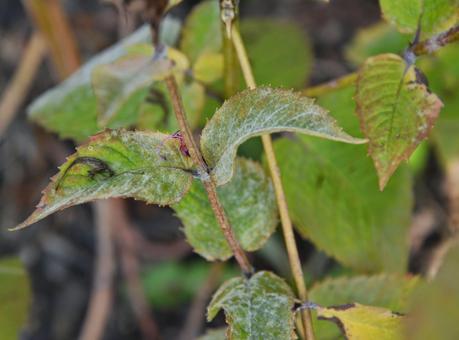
[380,0,459,35]
[315,303,404,340]
[174,158,277,260]
[12,130,194,230]
[355,53,442,189]
[207,271,295,340]
[180,0,221,63]
[28,26,151,142]
[310,274,419,339]
[274,85,412,272]
[201,87,365,186]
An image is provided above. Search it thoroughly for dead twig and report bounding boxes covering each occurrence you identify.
[179,262,224,340]
[78,200,116,340]
[0,33,47,136]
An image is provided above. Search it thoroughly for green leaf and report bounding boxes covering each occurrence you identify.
[199,328,227,340]
[173,158,277,260]
[0,258,31,340]
[345,22,410,66]
[379,0,459,36]
[201,87,366,186]
[92,46,189,126]
[11,130,194,230]
[207,271,295,340]
[405,244,459,340]
[310,274,419,339]
[240,19,313,88]
[355,53,442,189]
[180,0,222,64]
[273,85,413,273]
[28,26,151,142]
[313,303,404,340]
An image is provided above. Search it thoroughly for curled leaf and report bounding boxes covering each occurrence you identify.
[355,53,442,189]
[207,271,296,340]
[11,130,194,231]
[174,158,277,260]
[201,87,366,186]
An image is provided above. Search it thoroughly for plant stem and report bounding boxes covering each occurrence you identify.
[413,24,459,56]
[164,75,254,276]
[231,26,315,340]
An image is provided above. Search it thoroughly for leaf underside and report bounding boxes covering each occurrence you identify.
[174,158,278,261]
[355,53,442,189]
[11,130,194,230]
[201,87,366,186]
[207,271,296,340]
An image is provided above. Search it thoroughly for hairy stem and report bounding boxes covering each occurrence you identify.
[413,24,459,56]
[164,75,253,275]
[231,26,315,340]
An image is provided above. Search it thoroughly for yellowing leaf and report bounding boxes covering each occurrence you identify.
[193,52,224,84]
[207,271,295,340]
[314,303,404,340]
[201,87,366,186]
[174,158,277,260]
[380,0,459,36]
[11,130,195,230]
[355,53,442,189]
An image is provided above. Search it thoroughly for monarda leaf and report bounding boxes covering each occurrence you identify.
[201,87,366,186]
[173,158,277,260]
[355,53,442,189]
[207,271,295,340]
[310,274,419,339]
[11,130,194,230]
[379,0,459,36]
[311,303,404,340]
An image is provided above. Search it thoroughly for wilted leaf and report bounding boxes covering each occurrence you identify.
[0,258,30,340]
[240,19,313,88]
[274,85,413,272]
[11,130,194,230]
[193,52,224,84]
[92,46,189,126]
[201,87,365,186]
[355,53,442,189]
[174,158,277,260]
[405,244,459,340]
[345,22,410,66]
[138,79,205,132]
[207,271,295,340]
[28,25,151,142]
[310,274,419,339]
[180,0,222,64]
[379,0,459,36]
[312,303,404,340]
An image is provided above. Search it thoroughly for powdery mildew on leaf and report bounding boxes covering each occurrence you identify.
[207,271,296,340]
[174,158,277,260]
[355,53,442,189]
[201,87,366,186]
[315,303,404,340]
[11,130,194,230]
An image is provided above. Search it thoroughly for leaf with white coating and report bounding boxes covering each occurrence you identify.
[207,271,296,340]
[201,87,366,186]
[11,130,195,231]
[174,158,277,260]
